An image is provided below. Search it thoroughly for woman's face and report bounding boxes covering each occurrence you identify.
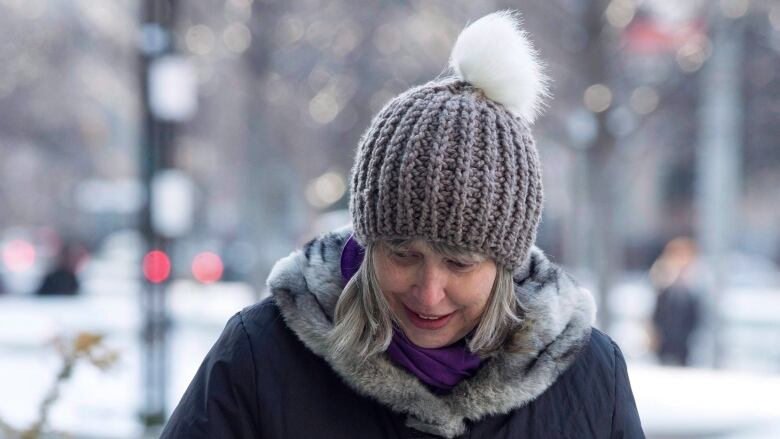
[372,240,497,349]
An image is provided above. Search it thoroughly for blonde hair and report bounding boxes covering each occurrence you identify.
[327,240,522,360]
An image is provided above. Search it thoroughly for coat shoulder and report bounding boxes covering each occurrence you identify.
[552,328,645,438]
[238,297,306,358]
[586,328,619,366]
[239,297,285,336]
[562,328,623,392]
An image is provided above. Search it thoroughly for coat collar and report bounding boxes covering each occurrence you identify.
[267,227,596,438]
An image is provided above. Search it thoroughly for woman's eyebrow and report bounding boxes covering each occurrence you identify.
[451,254,485,263]
[385,240,413,250]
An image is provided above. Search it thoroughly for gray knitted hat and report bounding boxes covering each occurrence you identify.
[349,11,549,270]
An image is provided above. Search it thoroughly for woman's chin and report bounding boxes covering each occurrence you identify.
[401,325,458,348]
[407,333,452,349]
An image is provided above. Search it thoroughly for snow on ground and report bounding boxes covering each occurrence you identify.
[0,280,256,439]
[631,364,780,438]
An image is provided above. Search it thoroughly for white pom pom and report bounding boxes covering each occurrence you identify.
[449,10,550,124]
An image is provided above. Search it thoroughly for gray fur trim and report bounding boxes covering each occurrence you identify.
[267,227,596,438]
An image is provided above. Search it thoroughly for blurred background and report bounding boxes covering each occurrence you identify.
[0,0,778,438]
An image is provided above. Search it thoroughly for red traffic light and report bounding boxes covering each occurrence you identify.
[143,250,171,284]
[192,252,223,284]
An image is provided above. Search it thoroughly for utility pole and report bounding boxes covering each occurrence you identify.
[695,9,744,368]
[578,0,620,331]
[138,0,180,432]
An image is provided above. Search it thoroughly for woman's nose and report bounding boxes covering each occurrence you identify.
[413,264,447,307]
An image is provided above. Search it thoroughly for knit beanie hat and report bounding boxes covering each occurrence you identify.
[349,11,549,270]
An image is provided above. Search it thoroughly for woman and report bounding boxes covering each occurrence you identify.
[162,11,644,438]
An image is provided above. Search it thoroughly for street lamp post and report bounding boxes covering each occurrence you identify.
[138,0,180,431]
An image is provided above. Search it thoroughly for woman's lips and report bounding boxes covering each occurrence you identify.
[403,305,454,330]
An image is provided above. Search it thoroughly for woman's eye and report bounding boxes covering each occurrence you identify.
[448,260,475,270]
[391,251,415,259]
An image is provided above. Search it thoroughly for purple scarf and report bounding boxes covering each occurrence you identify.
[340,235,482,393]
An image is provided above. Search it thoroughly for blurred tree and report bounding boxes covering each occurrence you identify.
[0,0,139,243]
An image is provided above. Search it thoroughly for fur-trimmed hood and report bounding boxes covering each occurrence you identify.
[267,227,596,438]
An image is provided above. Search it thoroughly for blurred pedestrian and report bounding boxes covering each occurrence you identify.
[35,242,81,296]
[163,11,644,438]
[650,237,702,366]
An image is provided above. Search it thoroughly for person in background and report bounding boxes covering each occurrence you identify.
[162,11,644,438]
[650,237,702,366]
[35,242,81,296]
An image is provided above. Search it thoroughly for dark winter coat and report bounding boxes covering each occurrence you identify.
[652,283,701,365]
[161,228,645,438]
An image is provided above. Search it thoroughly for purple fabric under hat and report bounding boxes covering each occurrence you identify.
[340,234,365,283]
[340,235,483,393]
